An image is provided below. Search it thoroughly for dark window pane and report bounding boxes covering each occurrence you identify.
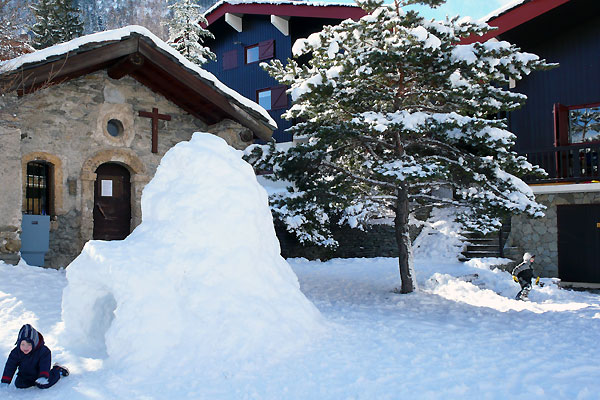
[25,162,50,215]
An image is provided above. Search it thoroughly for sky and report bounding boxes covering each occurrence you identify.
[327,0,520,21]
[405,0,519,21]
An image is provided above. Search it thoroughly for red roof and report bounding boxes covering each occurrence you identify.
[462,0,571,44]
[203,1,366,27]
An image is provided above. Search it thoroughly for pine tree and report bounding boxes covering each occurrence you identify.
[51,0,84,43]
[30,0,83,49]
[258,0,553,293]
[30,0,55,49]
[166,0,215,65]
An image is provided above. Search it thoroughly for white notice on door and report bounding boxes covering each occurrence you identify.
[101,180,113,197]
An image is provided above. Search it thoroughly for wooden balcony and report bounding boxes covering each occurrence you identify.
[521,143,600,184]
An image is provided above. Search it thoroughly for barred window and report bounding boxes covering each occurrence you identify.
[25,162,50,215]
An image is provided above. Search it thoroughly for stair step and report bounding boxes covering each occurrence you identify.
[465,245,500,252]
[460,219,513,261]
[462,251,502,258]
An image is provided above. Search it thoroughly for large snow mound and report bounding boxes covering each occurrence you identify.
[60,132,323,381]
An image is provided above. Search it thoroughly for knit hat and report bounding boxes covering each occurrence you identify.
[16,324,40,349]
[523,253,535,262]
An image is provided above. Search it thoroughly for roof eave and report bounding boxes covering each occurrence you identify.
[203,2,365,27]
[0,33,275,140]
[462,0,571,44]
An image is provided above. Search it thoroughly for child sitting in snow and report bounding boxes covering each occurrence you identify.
[1,324,69,390]
[512,253,537,300]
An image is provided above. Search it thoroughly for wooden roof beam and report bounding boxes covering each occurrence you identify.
[2,37,139,93]
[271,15,289,36]
[225,13,243,32]
[108,53,145,80]
[137,38,273,140]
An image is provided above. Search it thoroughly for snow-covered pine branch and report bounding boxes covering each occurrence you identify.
[165,0,215,65]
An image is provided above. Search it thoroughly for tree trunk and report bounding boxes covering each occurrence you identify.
[394,185,416,293]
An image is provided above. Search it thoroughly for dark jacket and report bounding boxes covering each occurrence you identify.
[2,327,51,384]
[512,260,534,284]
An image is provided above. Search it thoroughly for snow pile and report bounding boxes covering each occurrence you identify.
[60,133,323,382]
[412,207,466,261]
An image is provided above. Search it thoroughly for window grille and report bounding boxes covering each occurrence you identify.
[25,162,50,215]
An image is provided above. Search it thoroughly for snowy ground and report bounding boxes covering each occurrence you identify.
[1,250,599,398]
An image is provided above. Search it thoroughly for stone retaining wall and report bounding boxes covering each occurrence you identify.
[277,223,399,260]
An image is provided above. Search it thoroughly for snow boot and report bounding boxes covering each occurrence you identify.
[515,286,531,301]
[53,365,69,377]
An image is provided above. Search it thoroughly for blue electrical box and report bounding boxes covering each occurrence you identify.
[20,214,50,267]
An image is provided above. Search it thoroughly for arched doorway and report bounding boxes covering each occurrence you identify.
[93,163,131,240]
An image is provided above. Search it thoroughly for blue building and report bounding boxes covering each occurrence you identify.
[470,0,600,286]
[202,0,365,143]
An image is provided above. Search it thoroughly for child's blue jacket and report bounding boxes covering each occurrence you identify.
[2,333,51,384]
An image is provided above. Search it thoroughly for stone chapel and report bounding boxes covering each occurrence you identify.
[0,26,276,268]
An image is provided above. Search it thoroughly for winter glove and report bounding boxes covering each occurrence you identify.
[35,377,49,386]
[535,276,540,285]
[513,275,518,282]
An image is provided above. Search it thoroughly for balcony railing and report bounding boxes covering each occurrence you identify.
[521,143,600,184]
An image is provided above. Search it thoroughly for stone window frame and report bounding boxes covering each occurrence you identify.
[95,103,135,147]
[21,152,64,218]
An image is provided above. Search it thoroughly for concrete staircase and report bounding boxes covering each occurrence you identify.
[460,221,517,261]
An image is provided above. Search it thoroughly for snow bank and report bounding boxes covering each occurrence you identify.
[60,133,323,382]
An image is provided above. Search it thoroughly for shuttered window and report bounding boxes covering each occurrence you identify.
[245,40,275,64]
[554,103,569,146]
[256,85,288,111]
[223,49,238,71]
[271,85,287,109]
[258,39,274,60]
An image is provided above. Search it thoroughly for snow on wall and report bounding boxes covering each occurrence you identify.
[60,132,323,380]
[0,25,276,130]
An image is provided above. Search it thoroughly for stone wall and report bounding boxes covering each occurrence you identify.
[0,122,22,264]
[1,71,254,268]
[507,190,600,278]
[277,223,399,260]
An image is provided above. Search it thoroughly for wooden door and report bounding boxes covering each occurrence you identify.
[93,163,131,240]
[557,204,600,283]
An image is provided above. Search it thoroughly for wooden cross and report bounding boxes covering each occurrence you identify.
[139,108,172,153]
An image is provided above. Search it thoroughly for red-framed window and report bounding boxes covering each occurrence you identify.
[256,85,287,111]
[554,102,600,146]
[223,49,238,71]
[245,40,275,64]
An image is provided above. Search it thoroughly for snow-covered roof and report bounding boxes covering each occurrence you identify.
[480,0,530,22]
[204,0,359,17]
[203,0,365,25]
[464,0,572,44]
[0,25,277,133]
